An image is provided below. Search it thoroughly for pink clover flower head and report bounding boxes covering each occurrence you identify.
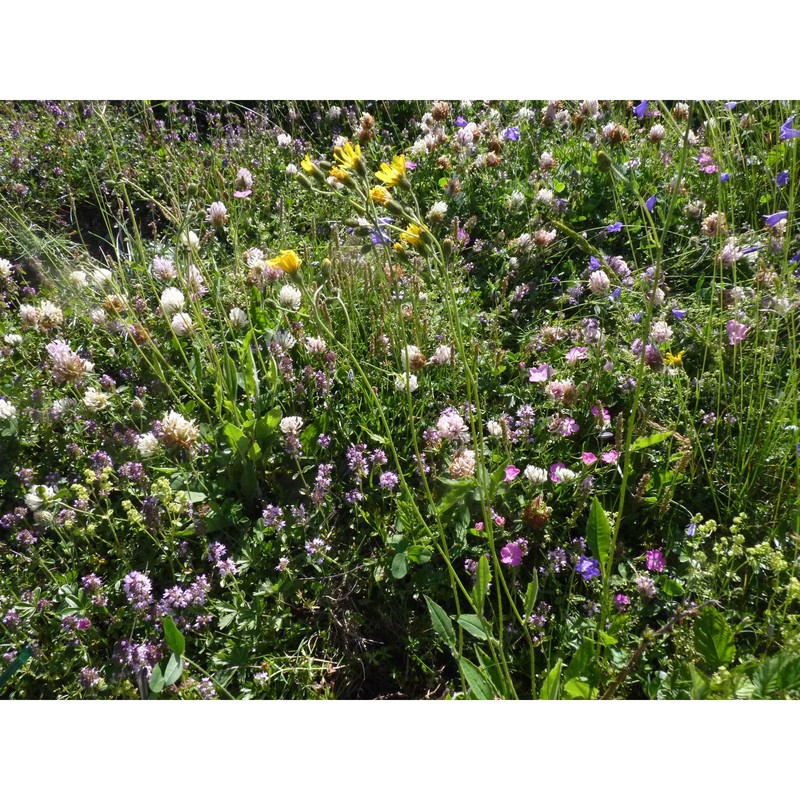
[645,549,666,572]
[504,464,520,482]
[726,319,748,346]
[528,363,554,383]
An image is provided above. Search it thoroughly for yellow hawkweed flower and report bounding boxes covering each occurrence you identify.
[375,154,407,187]
[300,154,315,173]
[333,140,362,171]
[370,186,391,205]
[329,165,350,182]
[399,223,426,248]
[268,250,302,274]
[664,350,685,366]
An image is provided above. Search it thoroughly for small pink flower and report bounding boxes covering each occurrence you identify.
[646,549,666,572]
[528,363,554,383]
[234,189,252,198]
[500,538,528,567]
[492,510,506,527]
[504,464,520,482]
[726,319,748,346]
[405,161,417,171]
[601,449,619,465]
[565,346,589,365]
[474,521,484,531]
[582,452,598,466]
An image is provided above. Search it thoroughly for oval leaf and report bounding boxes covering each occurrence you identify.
[586,497,612,573]
[539,659,563,700]
[424,596,455,651]
[460,658,495,699]
[163,652,184,688]
[162,614,185,657]
[457,614,489,641]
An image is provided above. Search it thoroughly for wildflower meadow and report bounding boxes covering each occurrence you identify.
[3,99,800,700]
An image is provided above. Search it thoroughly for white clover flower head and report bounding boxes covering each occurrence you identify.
[278,284,302,311]
[137,432,161,458]
[505,190,526,210]
[151,256,178,281]
[524,465,548,484]
[272,330,296,350]
[650,320,673,343]
[206,201,228,227]
[394,373,418,392]
[37,301,64,331]
[46,339,94,386]
[171,312,195,337]
[277,133,292,148]
[89,308,107,326]
[427,201,448,224]
[228,307,248,329]
[25,484,55,511]
[0,258,13,282]
[68,270,88,288]
[160,287,185,316]
[588,270,611,296]
[285,163,298,176]
[279,416,304,436]
[83,388,110,412]
[235,168,253,190]
[51,397,77,417]
[401,345,426,372]
[160,410,200,449]
[486,420,504,438]
[449,449,476,479]
[429,344,453,366]
[553,466,578,483]
[304,336,327,354]
[19,304,40,329]
[0,399,17,420]
[536,188,555,207]
[4,333,22,346]
[91,268,113,287]
[180,230,200,249]
[649,124,666,143]
[437,410,469,441]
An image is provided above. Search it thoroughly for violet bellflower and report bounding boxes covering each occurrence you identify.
[780,116,800,140]
[645,195,657,212]
[633,100,649,119]
[575,556,601,581]
[764,210,788,227]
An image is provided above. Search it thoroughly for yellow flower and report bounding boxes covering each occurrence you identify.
[268,250,302,274]
[370,186,391,205]
[399,223,426,248]
[329,165,350,182]
[300,154,315,173]
[664,350,685,366]
[375,154,407,187]
[333,140,362,171]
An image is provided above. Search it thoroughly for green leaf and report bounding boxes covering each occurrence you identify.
[694,608,736,671]
[149,664,165,694]
[163,652,183,687]
[565,638,595,682]
[563,678,597,699]
[406,545,432,564]
[523,573,539,619]
[460,658,495,699]
[553,179,566,193]
[224,423,245,452]
[162,614,185,657]
[390,552,408,580]
[265,406,282,430]
[436,478,476,515]
[660,577,685,597]
[752,651,800,698]
[424,596,455,651]
[630,431,673,451]
[473,555,491,614]
[457,614,489,641]
[539,660,563,700]
[586,497,612,574]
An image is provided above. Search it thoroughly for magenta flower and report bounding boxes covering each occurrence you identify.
[557,417,580,437]
[645,549,666,572]
[549,462,566,483]
[504,464,520,482]
[601,449,619,465]
[234,189,252,198]
[726,319,748,346]
[474,521,484,532]
[764,210,788,227]
[614,593,631,611]
[697,148,718,174]
[500,538,528,567]
[582,452,598,466]
[528,363,554,383]
[492,512,506,527]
